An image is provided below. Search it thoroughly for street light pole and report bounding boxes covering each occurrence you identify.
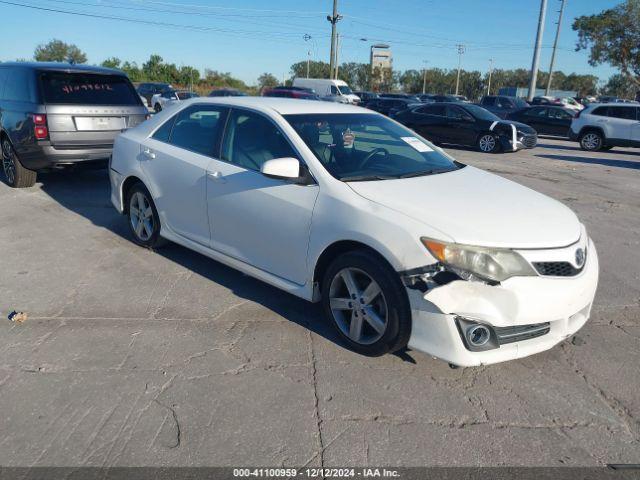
[545,0,566,96]
[487,58,494,96]
[527,0,548,102]
[334,33,340,79]
[327,0,341,79]
[422,60,428,94]
[455,44,465,95]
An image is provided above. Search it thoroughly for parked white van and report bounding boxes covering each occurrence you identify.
[292,78,360,104]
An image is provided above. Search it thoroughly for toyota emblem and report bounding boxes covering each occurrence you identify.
[575,248,585,268]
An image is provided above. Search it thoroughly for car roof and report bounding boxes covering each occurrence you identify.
[176,96,368,115]
[587,102,639,107]
[0,61,126,75]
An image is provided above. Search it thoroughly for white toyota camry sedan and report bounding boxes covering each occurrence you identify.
[109,97,598,367]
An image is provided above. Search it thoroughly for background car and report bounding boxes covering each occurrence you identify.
[137,82,172,107]
[430,94,466,103]
[569,103,640,151]
[262,86,320,100]
[506,105,576,137]
[417,94,437,103]
[208,88,248,97]
[479,95,529,119]
[379,92,421,102]
[0,62,148,188]
[394,102,537,153]
[365,97,421,117]
[151,89,199,112]
[530,96,563,106]
[353,91,379,103]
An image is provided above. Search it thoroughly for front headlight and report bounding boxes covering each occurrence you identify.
[421,238,537,282]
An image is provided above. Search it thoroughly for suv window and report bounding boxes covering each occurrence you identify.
[222,109,297,171]
[526,107,548,117]
[481,96,496,106]
[607,106,637,120]
[0,69,8,98]
[548,108,572,120]
[420,105,446,116]
[2,69,34,102]
[591,106,608,116]
[169,105,226,156]
[497,97,513,108]
[39,71,140,105]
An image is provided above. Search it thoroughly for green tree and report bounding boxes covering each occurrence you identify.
[34,39,87,64]
[573,0,640,87]
[290,60,331,80]
[601,73,637,98]
[257,72,278,90]
[101,57,121,69]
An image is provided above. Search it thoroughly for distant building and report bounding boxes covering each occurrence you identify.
[370,44,392,89]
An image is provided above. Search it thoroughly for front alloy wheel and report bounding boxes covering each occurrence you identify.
[478,134,498,153]
[329,268,388,345]
[322,250,412,356]
[580,132,603,151]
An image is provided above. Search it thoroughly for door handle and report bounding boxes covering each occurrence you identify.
[207,171,226,183]
[142,148,156,159]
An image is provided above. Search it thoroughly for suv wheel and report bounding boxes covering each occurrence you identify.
[579,131,603,151]
[2,138,36,188]
[321,250,411,356]
[478,133,499,153]
[126,183,167,248]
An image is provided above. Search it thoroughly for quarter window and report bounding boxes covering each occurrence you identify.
[221,109,297,171]
[169,105,226,156]
[151,115,176,142]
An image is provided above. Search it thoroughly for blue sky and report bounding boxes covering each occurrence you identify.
[0,0,619,85]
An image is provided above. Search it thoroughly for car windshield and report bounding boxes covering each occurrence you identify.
[338,85,353,95]
[284,113,460,181]
[514,98,529,108]
[461,104,500,121]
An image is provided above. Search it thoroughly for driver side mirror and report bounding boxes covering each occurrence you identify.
[261,157,313,185]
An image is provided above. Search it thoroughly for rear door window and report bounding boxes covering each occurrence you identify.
[607,106,637,120]
[39,71,141,105]
[422,105,446,116]
[526,107,548,117]
[3,69,35,102]
[482,97,496,106]
[169,105,227,157]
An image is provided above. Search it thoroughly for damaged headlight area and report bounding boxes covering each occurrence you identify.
[420,238,537,283]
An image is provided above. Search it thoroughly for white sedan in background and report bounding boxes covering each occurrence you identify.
[109,97,598,367]
[150,89,199,113]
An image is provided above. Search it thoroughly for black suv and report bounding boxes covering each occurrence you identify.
[0,62,148,187]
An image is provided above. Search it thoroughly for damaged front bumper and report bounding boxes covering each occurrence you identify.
[404,238,599,367]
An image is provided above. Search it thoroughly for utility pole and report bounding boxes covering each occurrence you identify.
[527,0,548,102]
[487,58,494,96]
[455,44,465,95]
[545,0,566,96]
[422,60,428,94]
[327,0,342,79]
[334,33,340,79]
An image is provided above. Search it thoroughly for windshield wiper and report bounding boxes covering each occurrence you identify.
[340,174,398,182]
[398,168,454,178]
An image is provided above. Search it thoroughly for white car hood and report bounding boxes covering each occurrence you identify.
[347,166,581,249]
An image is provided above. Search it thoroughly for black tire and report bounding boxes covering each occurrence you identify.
[2,138,36,188]
[125,182,167,248]
[321,250,411,356]
[579,130,603,151]
[477,132,500,153]
[154,103,162,113]
[601,145,613,151]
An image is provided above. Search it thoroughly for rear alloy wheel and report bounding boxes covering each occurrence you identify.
[579,131,603,151]
[2,138,36,188]
[322,250,411,356]
[126,183,166,248]
[478,133,499,153]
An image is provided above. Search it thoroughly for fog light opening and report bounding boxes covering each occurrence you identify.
[466,325,490,347]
